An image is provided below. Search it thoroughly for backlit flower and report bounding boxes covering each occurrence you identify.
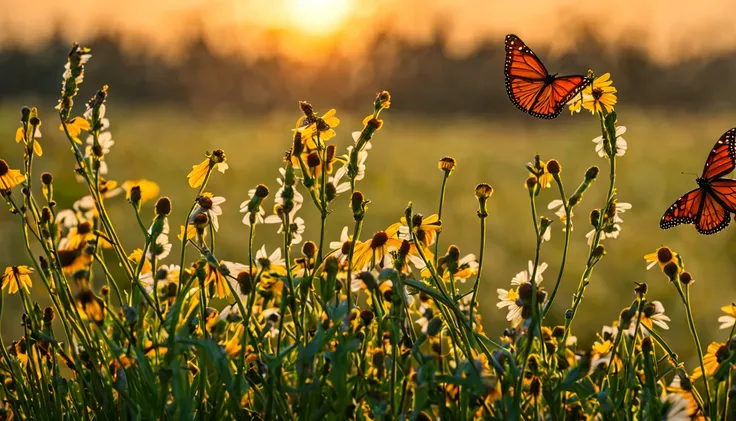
[15,123,43,156]
[351,231,403,271]
[122,179,160,204]
[59,116,90,144]
[644,247,679,271]
[386,213,442,248]
[189,194,225,232]
[570,73,617,115]
[296,108,340,144]
[1,266,32,295]
[692,342,728,380]
[0,159,25,191]
[187,149,228,189]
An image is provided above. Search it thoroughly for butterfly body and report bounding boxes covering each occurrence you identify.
[661,128,736,234]
[504,34,592,119]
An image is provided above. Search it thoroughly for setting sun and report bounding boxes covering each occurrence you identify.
[287,0,353,35]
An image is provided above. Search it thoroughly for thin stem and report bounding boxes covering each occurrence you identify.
[433,172,450,265]
[542,176,571,319]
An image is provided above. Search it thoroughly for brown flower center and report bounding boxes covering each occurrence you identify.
[657,247,673,264]
[196,196,213,210]
[592,87,604,100]
[77,221,92,235]
[0,160,9,177]
[370,231,388,249]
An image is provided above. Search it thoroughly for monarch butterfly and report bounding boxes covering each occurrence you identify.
[504,34,592,119]
[660,128,736,234]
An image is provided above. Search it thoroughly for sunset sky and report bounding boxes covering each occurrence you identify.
[4,0,736,62]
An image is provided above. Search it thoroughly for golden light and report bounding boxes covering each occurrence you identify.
[287,0,353,35]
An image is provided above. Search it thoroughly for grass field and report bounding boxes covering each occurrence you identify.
[1,101,734,367]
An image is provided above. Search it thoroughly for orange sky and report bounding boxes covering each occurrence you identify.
[5,0,736,62]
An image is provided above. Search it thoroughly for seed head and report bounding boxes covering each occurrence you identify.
[679,271,694,285]
[40,172,53,185]
[657,247,673,263]
[663,261,680,280]
[585,166,599,181]
[438,156,457,173]
[306,152,321,168]
[254,184,269,199]
[155,197,172,216]
[302,241,317,259]
[546,159,561,175]
[474,183,493,200]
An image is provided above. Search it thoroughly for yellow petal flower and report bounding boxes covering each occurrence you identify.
[123,179,160,204]
[187,159,210,189]
[2,266,33,295]
[60,117,90,144]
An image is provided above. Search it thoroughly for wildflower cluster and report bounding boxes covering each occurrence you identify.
[0,48,732,421]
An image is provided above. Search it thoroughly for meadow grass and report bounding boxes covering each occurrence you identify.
[0,46,735,419]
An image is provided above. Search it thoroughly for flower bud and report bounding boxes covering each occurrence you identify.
[663,261,680,280]
[20,106,30,122]
[357,271,378,291]
[375,91,391,110]
[592,245,606,258]
[585,166,599,181]
[254,184,269,199]
[633,282,647,296]
[474,183,493,200]
[236,271,253,296]
[40,172,53,185]
[193,213,209,230]
[299,101,314,117]
[211,149,226,164]
[438,156,457,173]
[129,186,142,205]
[679,272,694,285]
[43,307,55,324]
[546,159,561,175]
[292,132,304,155]
[641,336,653,355]
[306,152,321,168]
[155,197,172,216]
[657,247,673,264]
[590,209,601,227]
[40,207,52,224]
[360,310,374,326]
[302,241,317,259]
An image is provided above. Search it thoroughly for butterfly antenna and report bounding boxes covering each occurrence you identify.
[681,172,698,177]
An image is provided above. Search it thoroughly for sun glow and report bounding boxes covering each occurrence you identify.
[287,0,353,35]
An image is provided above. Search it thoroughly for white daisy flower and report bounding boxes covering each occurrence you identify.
[592,126,627,158]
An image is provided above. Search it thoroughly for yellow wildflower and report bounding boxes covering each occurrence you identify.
[569,73,617,115]
[59,116,90,144]
[187,149,228,189]
[0,159,25,191]
[1,266,33,295]
[122,179,160,204]
[128,249,152,274]
[692,342,729,380]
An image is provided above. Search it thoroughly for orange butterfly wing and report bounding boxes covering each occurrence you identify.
[696,193,730,234]
[702,128,736,180]
[504,34,591,119]
[709,179,736,212]
[660,188,703,230]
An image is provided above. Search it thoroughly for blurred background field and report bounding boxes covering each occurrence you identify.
[2,0,736,371]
